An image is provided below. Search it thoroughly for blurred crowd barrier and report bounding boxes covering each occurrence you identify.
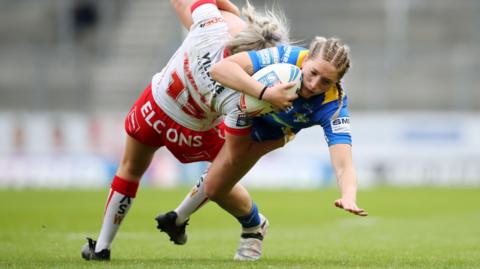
[1,0,480,189]
[1,111,479,189]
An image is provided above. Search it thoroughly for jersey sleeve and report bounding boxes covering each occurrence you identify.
[189,0,227,34]
[248,46,308,73]
[317,97,352,146]
[247,46,285,73]
[191,0,219,23]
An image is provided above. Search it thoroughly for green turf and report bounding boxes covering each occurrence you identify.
[0,187,479,269]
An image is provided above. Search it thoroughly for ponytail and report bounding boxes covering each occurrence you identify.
[225,1,290,54]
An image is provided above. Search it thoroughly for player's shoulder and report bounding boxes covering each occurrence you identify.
[321,84,348,105]
[278,45,308,67]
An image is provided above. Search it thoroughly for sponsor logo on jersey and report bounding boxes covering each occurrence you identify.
[284,106,295,113]
[331,117,351,133]
[258,48,279,67]
[196,52,225,98]
[293,112,309,124]
[197,53,212,79]
[166,129,203,148]
[271,49,280,64]
[200,17,225,28]
[236,113,251,127]
[141,101,166,135]
[282,46,292,63]
[140,101,204,147]
[258,50,271,66]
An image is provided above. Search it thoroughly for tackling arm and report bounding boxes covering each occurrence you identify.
[210,52,298,110]
[329,144,368,216]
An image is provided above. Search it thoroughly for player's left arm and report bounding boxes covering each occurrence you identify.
[329,144,368,217]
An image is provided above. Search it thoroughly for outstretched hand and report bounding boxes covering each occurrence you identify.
[263,82,298,111]
[334,198,368,217]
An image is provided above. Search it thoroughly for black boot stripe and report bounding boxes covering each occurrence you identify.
[240,233,264,240]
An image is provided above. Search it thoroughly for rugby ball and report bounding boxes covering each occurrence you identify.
[239,63,302,116]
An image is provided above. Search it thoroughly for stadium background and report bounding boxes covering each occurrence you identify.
[0,0,479,188]
[1,1,480,268]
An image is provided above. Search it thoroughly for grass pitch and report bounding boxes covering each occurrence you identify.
[0,187,479,269]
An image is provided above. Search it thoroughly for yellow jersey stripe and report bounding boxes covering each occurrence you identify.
[295,50,309,68]
[322,84,340,105]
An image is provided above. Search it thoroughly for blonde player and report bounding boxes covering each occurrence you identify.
[155,0,368,262]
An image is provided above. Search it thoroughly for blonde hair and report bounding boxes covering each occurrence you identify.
[308,37,351,119]
[225,1,290,54]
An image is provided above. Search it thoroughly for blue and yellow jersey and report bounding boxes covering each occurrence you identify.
[248,45,352,146]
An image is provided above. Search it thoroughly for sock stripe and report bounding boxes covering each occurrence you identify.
[111,176,139,198]
[104,189,115,215]
[237,202,261,228]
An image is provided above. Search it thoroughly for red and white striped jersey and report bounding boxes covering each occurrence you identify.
[151,1,249,133]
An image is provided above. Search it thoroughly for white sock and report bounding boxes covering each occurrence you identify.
[95,190,134,251]
[174,169,209,225]
[94,174,139,252]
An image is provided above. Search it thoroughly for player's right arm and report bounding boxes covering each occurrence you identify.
[210,51,298,110]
